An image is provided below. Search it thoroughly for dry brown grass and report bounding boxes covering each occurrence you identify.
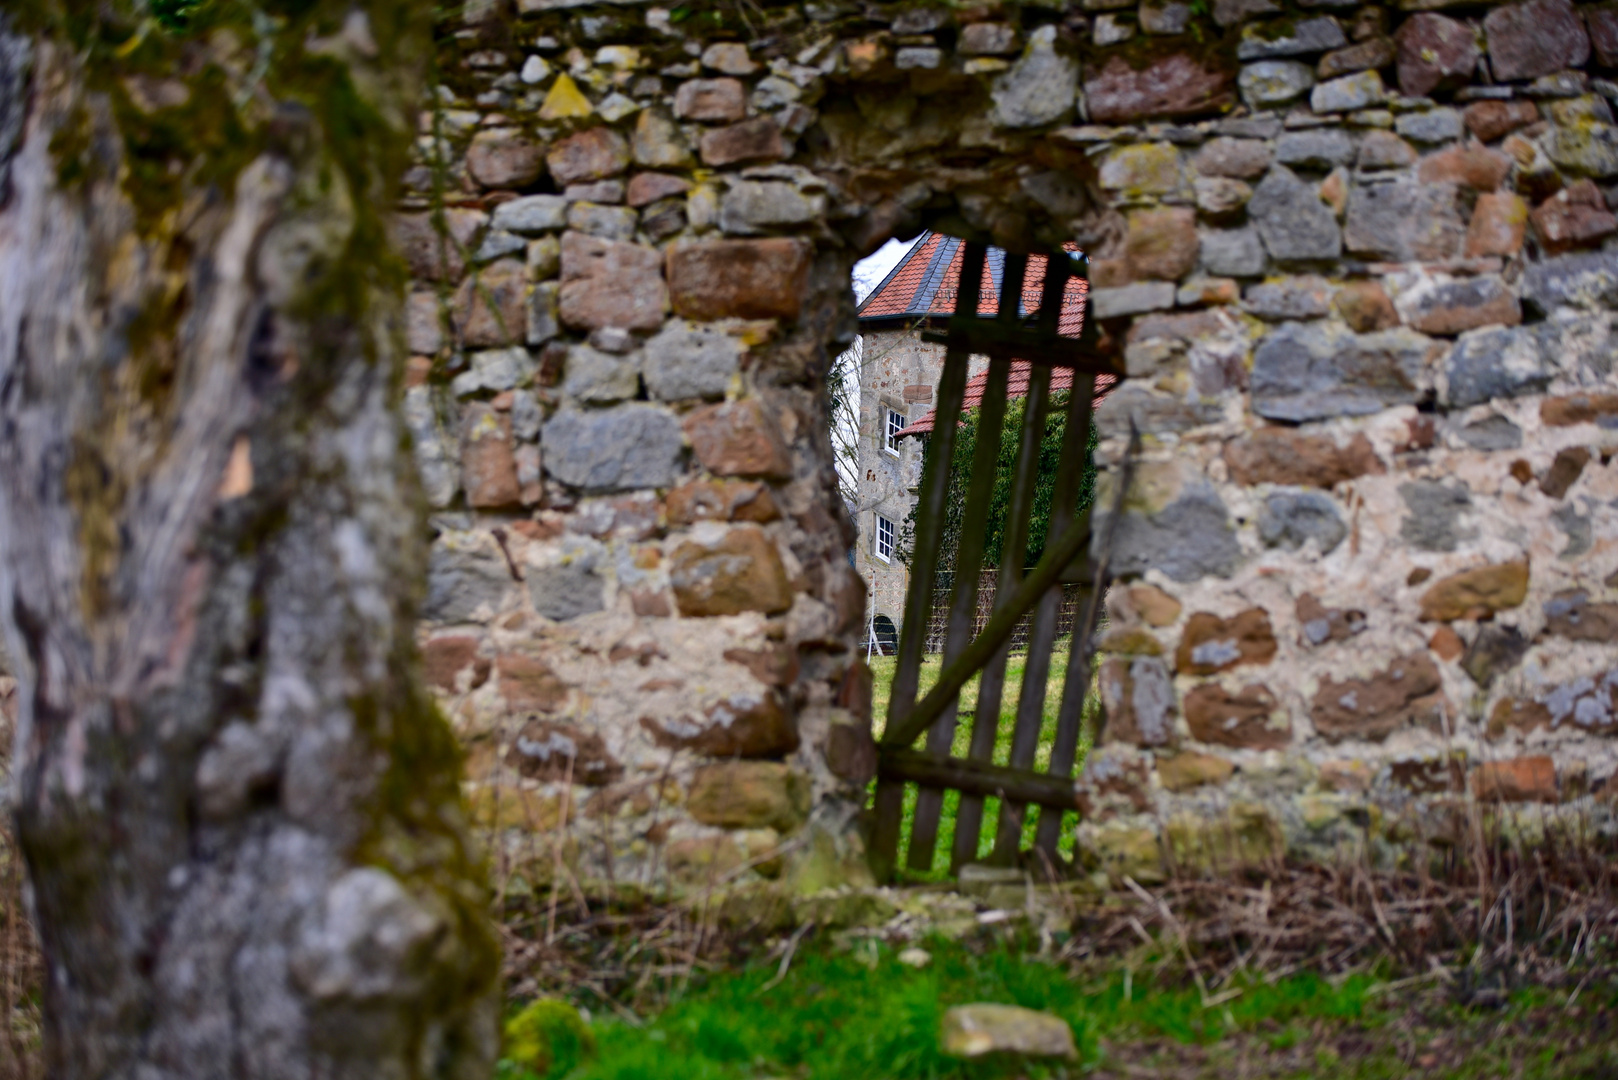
[1060,816,1618,1003]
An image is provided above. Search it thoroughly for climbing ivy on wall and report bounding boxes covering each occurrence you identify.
[900,390,1099,575]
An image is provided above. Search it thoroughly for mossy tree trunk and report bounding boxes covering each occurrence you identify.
[0,2,499,1075]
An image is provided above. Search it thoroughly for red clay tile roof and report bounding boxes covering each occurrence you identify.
[856,232,1090,338]
[857,231,1107,437]
[894,363,1118,438]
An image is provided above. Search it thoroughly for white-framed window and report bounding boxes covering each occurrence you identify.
[884,407,905,455]
[875,513,895,562]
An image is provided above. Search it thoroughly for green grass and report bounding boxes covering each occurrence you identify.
[497,936,1618,1080]
[867,643,1097,880]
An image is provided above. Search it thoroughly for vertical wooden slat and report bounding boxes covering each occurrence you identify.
[906,356,1011,870]
[1000,380,1096,864]
[905,252,1026,872]
[870,241,988,881]
[949,365,1050,870]
[988,253,1087,865]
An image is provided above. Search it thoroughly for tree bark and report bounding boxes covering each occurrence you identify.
[0,4,498,1075]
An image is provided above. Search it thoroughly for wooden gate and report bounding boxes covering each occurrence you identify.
[869,240,1134,881]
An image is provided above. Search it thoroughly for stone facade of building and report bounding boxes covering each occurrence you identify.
[850,325,938,642]
[400,0,1618,900]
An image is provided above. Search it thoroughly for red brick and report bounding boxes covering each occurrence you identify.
[499,654,570,714]
[392,208,485,282]
[546,127,630,187]
[422,635,490,691]
[1394,13,1478,98]
[682,399,794,480]
[461,405,521,508]
[1466,192,1529,258]
[1176,609,1277,675]
[1333,281,1399,333]
[1472,756,1557,803]
[1417,142,1512,191]
[1530,180,1618,254]
[1183,683,1290,749]
[666,238,812,321]
[1542,393,1618,427]
[511,718,621,785]
[1312,653,1445,742]
[640,689,798,758]
[1083,52,1235,125]
[627,171,692,208]
[665,478,781,525]
[558,232,667,332]
[467,128,546,189]
[1464,100,1540,144]
[452,259,527,348]
[699,117,786,167]
[673,77,746,121]
[1125,206,1198,282]
[668,526,794,617]
[1223,429,1384,488]
[1429,625,1464,661]
[726,643,801,688]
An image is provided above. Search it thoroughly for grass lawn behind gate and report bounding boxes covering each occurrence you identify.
[867,643,1098,879]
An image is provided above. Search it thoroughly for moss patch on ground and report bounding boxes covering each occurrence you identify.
[495,934,1618,1080]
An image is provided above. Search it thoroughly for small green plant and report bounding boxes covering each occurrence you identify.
[503,999,597,1079]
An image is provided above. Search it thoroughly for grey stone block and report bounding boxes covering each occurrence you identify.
[1310,71,1384,114]
[1089,282,1176,319]
[542,404,685,491]
[1239,61,1316,109]
[1520,252,1618,315]
[1394,107,1462,143]
[1343,180,1465,262]
[1251,322,1432,421]
[528,281,561,346]
[562,343,640,404]
[492,194,569,234]
[528,562,607,621]
[1100,483,1244,582]
[1444,325,1552,408]
[511,390,543,441]
[1453,413,1523,450]
[474,229,527,263]
[719,180,825,234]
[1275,129,1357,169]
[991,26,1079,128]
[1200,226,1267,277]
[1259,488,1347,554]
[1237,16,1346,59]
[426,537,511,622]
[1095,384,1223,438]
[451,347,536,397]
[1398,480,1474,552]
[404,386,460,509]
[643,319,742,401]
[1244,275,1333,320]
[1248,165,1342,261]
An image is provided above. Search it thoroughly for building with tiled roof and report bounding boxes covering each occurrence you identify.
[850,232,1095,649]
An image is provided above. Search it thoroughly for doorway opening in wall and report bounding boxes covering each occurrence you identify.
[838,231,1129,884]
[865,615,900,658]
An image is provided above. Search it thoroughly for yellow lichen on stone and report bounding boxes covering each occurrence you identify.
[540,74,593,121]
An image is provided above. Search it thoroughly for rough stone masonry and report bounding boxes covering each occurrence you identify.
[398,0,1618,899]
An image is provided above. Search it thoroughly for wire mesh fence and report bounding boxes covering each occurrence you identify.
[859,569,1089,657]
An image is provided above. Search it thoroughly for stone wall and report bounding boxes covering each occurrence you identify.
[405,0,1618,896]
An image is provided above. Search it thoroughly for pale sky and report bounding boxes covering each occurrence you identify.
[852,235,919,304]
